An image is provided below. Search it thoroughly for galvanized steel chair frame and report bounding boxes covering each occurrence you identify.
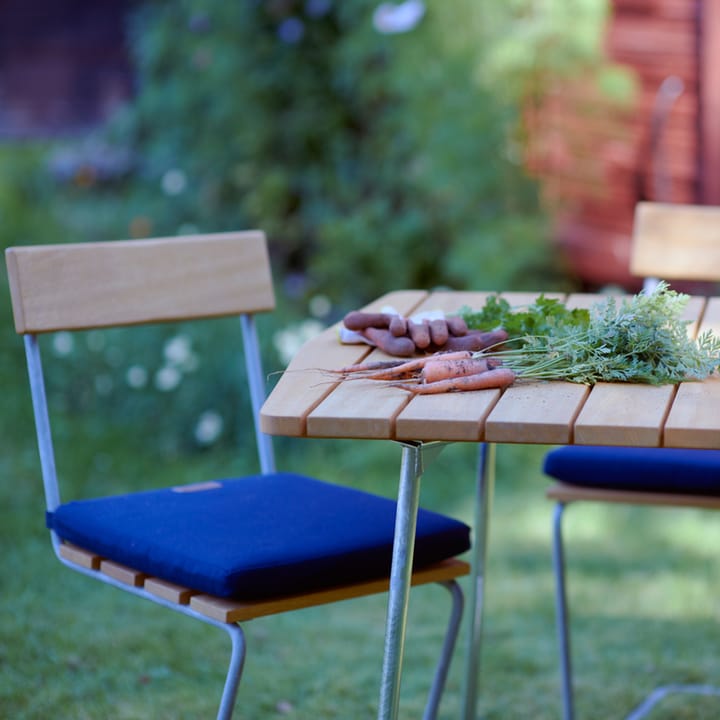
[8,232,467,720]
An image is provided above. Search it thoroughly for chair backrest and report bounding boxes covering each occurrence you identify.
[5,231,277,522]
[631,201,720,282]
[6,231,275,332]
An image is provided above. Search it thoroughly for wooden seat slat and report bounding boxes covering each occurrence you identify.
[547,481,720,509]
[59,543,101,570]
[144,577,197,605]
[191,558,470,624]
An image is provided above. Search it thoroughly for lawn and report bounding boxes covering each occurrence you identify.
[2,393,720,720]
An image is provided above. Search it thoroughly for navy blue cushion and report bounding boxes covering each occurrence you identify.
[544,446,720,496]
[47,473,470,600]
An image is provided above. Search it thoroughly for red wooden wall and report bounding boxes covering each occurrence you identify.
[525,0,719,288]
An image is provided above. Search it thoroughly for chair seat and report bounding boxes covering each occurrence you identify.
[48,473,471,600]
[544,446,720,496]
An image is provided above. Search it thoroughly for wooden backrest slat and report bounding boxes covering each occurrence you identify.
[631,201,720,281]
[5,231,275,333]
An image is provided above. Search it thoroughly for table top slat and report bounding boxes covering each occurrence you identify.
[485,381,590,444]
[260,291,428,437]
[573,382,676,446]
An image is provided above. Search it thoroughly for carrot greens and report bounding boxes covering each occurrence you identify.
[462,282,720,385]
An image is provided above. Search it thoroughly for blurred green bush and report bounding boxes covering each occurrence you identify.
[1,0,609,457]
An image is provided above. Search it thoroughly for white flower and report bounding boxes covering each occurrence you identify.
[194,410,224,446]
[309,294,332,319]
[126,365,148,389]
[154,365,182,392]
[163,335,193,367]
[161,169,187,196]
[273,319,325,365]
[373,1,425,34]
[52,331,74,357]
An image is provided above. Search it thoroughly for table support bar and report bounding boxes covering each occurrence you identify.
[462,442,496,720]
[378,441,424,720]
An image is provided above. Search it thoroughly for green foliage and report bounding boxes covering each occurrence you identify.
[477,283,720,385]
[460,293,590,337]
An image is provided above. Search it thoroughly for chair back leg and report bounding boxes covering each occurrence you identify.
[422,579,465,720]
[552,502,575,720]
[216,623,247,720]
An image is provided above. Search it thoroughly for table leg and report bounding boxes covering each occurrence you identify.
[462,442,496,720]
[377,441,424,720]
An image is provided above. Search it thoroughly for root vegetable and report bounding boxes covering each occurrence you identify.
[334,351,473,381]
[429,318,449,347]
[361,327,416,356]
[440,329,508,352]
[343,311,394,331]
[394,367,516,394]
[420,357,493,384]
[408,320,431,349]
[389,315,408,337]
[446,316,468,336]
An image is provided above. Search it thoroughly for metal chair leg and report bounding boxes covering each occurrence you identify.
[423,579,465,720]
[216,623,247,720]
[552,502,575,720]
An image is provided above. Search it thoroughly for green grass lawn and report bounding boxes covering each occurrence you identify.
[2,424,720,719]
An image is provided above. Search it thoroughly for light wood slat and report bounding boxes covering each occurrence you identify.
[396,389,501,442]
[5,231,274,333]
[190,559,471,624]
[59,543,101,570]
[307,378,411,439]
[660,297,720,448]
[144,577,197,605]
[260,290,428,437]
[630,202,720,281]
[100,560,147,588]
[573,382,676,446]
[546,482,720,509]
[664,376,720,448]
[485,381,590,444]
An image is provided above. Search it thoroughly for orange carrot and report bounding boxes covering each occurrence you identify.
[420,357,492,384]
[333,359,406,374]
[394,367,516,394]
[336,351,472,381]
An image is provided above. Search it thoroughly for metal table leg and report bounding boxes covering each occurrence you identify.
[378,441,424,720]
[462,442,496,720]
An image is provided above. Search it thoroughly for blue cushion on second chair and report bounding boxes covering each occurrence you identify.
[544,446,720,496]
[47,473,471,600]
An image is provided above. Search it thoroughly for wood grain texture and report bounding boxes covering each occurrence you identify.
[190,559,470,624]
[6,231,274,333]
[631,202,720,281]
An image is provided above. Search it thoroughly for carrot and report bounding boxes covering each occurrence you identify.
[394,367,516,394]
[343,311,394,331]
[332,359,406,374]
[408,320,431,349]
[446,316,468,336]
[420,357,492,384]
[361,327,416,356]
[386,315,406,337]
[343,350,473,381]
[439,328,509,352]
[429,318,449,347]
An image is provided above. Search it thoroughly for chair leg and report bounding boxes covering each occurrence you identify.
[552,502,575,720]
[423,579,465,720]
[216,622,247,720]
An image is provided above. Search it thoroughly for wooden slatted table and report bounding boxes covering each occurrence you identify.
[260,289,720,720]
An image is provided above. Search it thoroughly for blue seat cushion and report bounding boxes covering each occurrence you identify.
[544,446,720,496]
[47,473,471,600]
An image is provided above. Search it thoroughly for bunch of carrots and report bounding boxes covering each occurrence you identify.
[343,310,507,356]
[331,350,516,394]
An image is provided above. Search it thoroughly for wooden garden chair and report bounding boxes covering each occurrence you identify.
[5,230,471,719]
[543,201,720,720]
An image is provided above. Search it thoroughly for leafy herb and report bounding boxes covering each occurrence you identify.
[458,294,590,338]
[462,283,720,385]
